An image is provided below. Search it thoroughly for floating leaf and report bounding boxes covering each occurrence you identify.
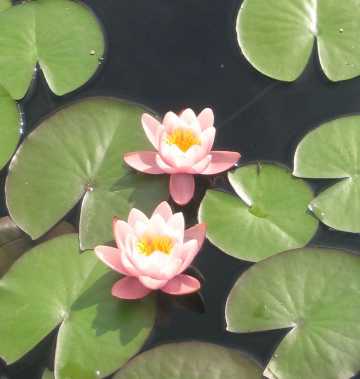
[0,86,21,170]
[0,216,32,277]
[0,0,10,12]
[6,97,168,250]
[0,0,105,99]
[114,342,262,379]
[226,248,360,379]
[199,163,318,261]
[237,0,360,81]
[0,234,156,379]
[293,115,360,232]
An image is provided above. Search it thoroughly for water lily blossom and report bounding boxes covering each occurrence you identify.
[95,202,206,300]
[124,108,241,205]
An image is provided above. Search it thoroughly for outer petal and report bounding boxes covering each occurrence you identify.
[94,246,129,275]
[142,113,162,149]
[169,174,195,205]
[197,108,214,130]
[112,277,151,300]
[124,151,164,174]
[128,208,149,228]
[155,154,178,174]
[113,219,133,249]
[152,201,173,221]
[139,276,168,290]
[200,151,240,175]
[200,126,216,155]
[185,223,206,247]
[176,239,199,273]
[191,155,211,174]
[161,274,201,295]
[167,212,185,239]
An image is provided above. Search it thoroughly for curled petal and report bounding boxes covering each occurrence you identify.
[94,246,129,275]
[161,274,201,295]
[139,276,168,290]
[124,151,164,174]
[197,108,214,130]
[112,277,151,300]
[200,126,216,155]
[200,151,240,175]
[176,239,199,273]
[169,174,195,205]
[142,113,162,149]
[153,201,173,221]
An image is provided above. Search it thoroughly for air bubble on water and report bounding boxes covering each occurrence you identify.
[90,49,96,56]
[95,370,101,377]
[339,28,344,33]
[220,63,225,69]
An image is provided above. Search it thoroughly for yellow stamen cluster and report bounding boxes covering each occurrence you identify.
[167,128,200,152]
[138,234,173,256]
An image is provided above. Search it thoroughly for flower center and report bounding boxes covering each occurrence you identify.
[137,234,173,256]
[167,128,200,152]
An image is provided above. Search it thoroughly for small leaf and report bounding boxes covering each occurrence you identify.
[6,97,168,250]
[226,248,360,379]
[114,342,263,379]
[199,162,318,261]
[294,115,360,232]
[0,86,21,170]
[237,0,360,81]
[0,234,156,379]
[0,0,105,99]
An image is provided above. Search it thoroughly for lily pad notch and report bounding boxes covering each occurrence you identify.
[236,0,360,81]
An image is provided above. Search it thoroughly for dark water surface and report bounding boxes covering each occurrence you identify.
[1,0,360,378]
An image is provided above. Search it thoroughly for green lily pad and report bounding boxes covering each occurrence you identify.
[0,86,21,170]
[199,163,318,261]
[0,0,105,99]
[226,248,360,379]
[114,342,262,379]
[0,234,156,379]
[293,115,360,232]
[0,0,10,12]
[6,97,168,250]
[0,216,32,277]
[237,0,360,82]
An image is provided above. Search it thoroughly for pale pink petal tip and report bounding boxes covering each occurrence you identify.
[169,174,195,205]
[141,113,161,149]
[94,246,129,275]
[161,274,201,295]
[112,277,151,300]
[197,108,214,130]
[201,151,241,175]
[153,201,173,221]
[124,151,164,174]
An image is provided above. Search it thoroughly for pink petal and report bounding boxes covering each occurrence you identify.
[124,151,164,174]
[163,111,185,133]
[161,274,201,295]
[153,201,173,221]
[128,208,149,228]
[160,257,183,279]
[142,113,162,149]
[191,155,211,174]
[180,108,198,125]
[200,151,241,175]
[113,219,133,249]
[176,239,199,273]
[197,108,214,130]
[167,212,185,236]
[169,174,195,205]
[95,246,129,275]
[139,276,168,290]
[201,127,216,154]
[112,277,151,300]
[185,223,207,247]
[155,154,178,174]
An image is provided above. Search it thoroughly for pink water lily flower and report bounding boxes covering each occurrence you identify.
[124,108,240,205]
[95,202,206,300]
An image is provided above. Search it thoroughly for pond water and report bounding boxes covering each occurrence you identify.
[1,0,360,378]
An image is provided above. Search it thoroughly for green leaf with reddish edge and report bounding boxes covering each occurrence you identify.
[6,97,168,250]
[0,0,105,99]
[226,248,360,379]
[0,86,21,170]
[199,162,318,262]
[294,115,360,233]
[114,342,263,379]
[237,0,360,82]
[0,234,156,379]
